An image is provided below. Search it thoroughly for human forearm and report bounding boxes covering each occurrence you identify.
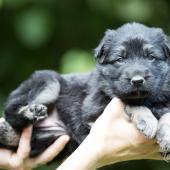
[57,135,161,170]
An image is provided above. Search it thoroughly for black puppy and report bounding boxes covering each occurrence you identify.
[1,23,170,158]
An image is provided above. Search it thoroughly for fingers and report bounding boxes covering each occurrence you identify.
[9,130,69,170]
[29,135,70,167]
[8,126,33,169]
[17,125,33,160]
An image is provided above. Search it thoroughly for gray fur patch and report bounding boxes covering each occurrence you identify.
[0,118,19,146]
[33,81,60,104]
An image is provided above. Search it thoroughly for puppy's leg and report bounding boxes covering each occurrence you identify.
[156,113,170,153]
[0,118,20,147]
[3,70,72,156]
[82,90,110,128]
[5,70,61,130]
[125,106,158,139]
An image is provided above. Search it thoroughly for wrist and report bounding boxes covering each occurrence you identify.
[57,136,100,170]
[81,135,117,169]
[74,136,100,169]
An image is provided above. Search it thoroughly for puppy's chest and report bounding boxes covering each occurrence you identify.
[55,82,88,125]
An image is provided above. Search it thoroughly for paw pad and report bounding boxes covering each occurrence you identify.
[29,104,48,121]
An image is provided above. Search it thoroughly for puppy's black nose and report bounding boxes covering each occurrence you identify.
[130,75,145,86]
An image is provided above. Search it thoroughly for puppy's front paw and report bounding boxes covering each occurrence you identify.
[157,124,170,152]
[126,106,158,139]
[156,113,170,153]
[135,113,158,139]
[161,152,170,162]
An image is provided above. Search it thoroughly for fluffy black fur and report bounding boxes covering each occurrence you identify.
[2,23,170,159]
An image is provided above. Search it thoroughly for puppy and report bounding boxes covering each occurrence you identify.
[1,23,170,159]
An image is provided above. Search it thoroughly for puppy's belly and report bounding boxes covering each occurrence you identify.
[30,108,68,157]
[34,108,67,135]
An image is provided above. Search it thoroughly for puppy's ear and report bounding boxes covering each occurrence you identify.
[155,28,170,58]
[94,29,115,64]
[163,35,170,58]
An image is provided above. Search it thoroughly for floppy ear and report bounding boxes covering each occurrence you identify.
[94,29,115,64]
[163,35,170,58]
[156,28,170,58]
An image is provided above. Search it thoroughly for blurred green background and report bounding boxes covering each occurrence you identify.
[0,0,170,169]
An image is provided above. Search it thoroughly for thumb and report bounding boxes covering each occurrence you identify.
[102,97,125,119]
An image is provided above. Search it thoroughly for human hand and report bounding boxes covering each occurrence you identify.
[0,126,70,170]
[85,98,162,168]
[57,98,162,170]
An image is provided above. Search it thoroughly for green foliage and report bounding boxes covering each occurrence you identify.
[15,8,53,48]
[88,0,153,21]
[60,49,95,73]
[0,0,170,169]
[0,0,3,7]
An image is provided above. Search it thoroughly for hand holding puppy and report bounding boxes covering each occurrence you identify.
[58,98,162,170]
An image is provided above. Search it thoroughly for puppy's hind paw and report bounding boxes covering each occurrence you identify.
[30,104,48,121]
[19,104,48,122]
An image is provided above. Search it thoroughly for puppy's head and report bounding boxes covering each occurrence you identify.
[95,23,170,103]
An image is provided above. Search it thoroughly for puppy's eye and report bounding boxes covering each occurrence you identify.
[102,58,124,65]
[115,58,124,64]
[148,55,156,62]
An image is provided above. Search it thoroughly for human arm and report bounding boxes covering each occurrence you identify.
[57,98,162,170]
